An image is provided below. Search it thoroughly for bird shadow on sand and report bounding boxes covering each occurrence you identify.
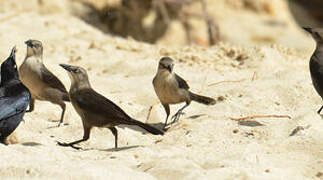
[21,142,42,146]
[68,145,141,152]
[100,145,142,152]
[187,114,207,119]
[117,114,207,133]
[56,141,142,152]
[118,123,164,134]
[238,120,265,127]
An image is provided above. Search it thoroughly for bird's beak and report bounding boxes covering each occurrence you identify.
[303,27,312,33]
[167,64,173,73]
[59,64,73,72]
[9,46,16,59]
[25,40,32,47]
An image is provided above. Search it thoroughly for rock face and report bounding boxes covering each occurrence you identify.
[288,0,323,27]
[0,0,312,48]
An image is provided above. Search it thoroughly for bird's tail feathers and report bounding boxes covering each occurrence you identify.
[189,91,216,105]
[127,119,164,135]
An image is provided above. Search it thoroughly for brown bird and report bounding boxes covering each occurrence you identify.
[153,57,216,129]
[57,64,164,150]
[19,40,70,127]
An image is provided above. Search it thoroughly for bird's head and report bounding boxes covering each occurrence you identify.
[303,27,323,44]
[25,39,43,58]
[1,46,19,85]
[158,57,175,73]
[59,64,90,89]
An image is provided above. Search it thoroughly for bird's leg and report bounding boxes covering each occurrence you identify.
[171,103,190,123]
[57,126,91,150]
[26,98,35,113]
[108,127,118,149]
[317,105,323,114]
[162,104,170,129]
[57,103,66,127]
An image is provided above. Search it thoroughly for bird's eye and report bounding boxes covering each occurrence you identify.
[160,64,167,69]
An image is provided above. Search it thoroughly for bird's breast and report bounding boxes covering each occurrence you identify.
[19,61,47,99]
[153,73,183,104]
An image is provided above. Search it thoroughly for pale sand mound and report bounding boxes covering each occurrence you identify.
[0,10,322,180]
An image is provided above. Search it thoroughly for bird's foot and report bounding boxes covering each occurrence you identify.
[162,126,170,131]
[171,111,185,124]
[57,141,81,150]
[26,109,33,113]
[57,122,69,127]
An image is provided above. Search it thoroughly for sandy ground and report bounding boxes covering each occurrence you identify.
[0,0,322,179]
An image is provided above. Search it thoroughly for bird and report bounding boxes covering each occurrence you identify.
[19,39,70,127]
[0,46,30,144]
[303,27,323,114]
[153,57,216,129]
[57,64,164,149]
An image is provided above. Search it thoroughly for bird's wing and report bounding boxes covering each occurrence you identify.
[40,65,68,93]
[0,87,5,97]
[73,89,132,121]
[310,54,323,76]
[0,91,30,120]
[175,73,190,90]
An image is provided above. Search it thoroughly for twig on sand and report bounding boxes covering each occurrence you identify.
[143,165,155,172]
[252,71,257,81]
[289,126,304,136]
[208,79,247,87]
[146,101,160,121]
[230,115,291,121]
[208,71,257,87]
[0,11,25,23]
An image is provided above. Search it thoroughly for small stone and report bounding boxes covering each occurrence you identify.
[226,49,235,58]
[233,129,239,134]
[217,96,225,101]
[316,172,323,178]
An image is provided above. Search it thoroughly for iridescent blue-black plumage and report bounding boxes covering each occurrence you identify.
[0,47,30,144]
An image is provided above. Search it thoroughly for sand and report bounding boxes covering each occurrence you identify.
[0,0,322,179]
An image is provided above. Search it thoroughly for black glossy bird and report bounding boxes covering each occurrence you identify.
[0,47,31,144]
[303,27,323,114]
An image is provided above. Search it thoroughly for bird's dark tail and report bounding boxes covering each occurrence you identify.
[127,119,164,135]
[189,91,216,105]
[62,93,70,102]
